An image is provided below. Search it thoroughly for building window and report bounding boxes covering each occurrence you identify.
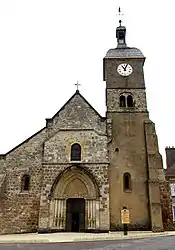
[120,95,126,107]
[21,175,30,191]
[120,94,134,108]
[170,184,175,196]
[71,143,81,161]
[123,172,131,191]
[173,206,175,221]
[127,95,134,107]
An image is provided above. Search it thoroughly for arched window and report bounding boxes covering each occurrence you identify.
[21,174,30,191]
[71,143,81,161]
[120,95,126,107]
[123,172,131,191]
[127,95,134,107]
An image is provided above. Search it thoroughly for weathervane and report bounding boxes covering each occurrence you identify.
[117,7,124,26]
[75,81,81,91]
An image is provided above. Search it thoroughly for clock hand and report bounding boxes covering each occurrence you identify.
[124,64,128,70]
[121,64,126,70]
[122,64,128,71]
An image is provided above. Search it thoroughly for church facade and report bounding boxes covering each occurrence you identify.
[0,21,173,234]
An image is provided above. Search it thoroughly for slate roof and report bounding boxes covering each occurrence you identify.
[105,47,145,59]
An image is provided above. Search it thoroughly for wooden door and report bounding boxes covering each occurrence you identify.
[66,198,85,232]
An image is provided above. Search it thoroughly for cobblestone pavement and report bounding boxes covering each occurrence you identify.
[0,236,175,250]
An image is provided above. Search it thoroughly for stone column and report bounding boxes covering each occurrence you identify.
[86,199,99,229]
[96,200,100,228]
[53,199,58,227]
[62,199,66,230]
[49,199,54,227]
[51,199,66,230]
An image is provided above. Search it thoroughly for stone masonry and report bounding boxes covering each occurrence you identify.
[0,92,110,234]
[0,20,173,234]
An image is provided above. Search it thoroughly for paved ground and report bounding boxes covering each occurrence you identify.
[1,231,175,243]
[0,236,175,249]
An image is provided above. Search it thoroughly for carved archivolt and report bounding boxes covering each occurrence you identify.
[52,167,99,199]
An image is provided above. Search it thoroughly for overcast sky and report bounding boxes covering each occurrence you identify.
[0,0,174,167]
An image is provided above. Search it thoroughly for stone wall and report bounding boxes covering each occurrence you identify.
[52,92,106,134]
[38,163,110,231]
[104,51,173,232]
[43,130,107,164]
[103,58,145,89]
[159,181,174,230]
[107,89,147,113]
[108,113,151,230]
[0,91,109,234]
[39,99,109,231]
[0,128,47,234]
[144,120,164,232]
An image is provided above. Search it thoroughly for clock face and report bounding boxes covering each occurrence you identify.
[117,63,133,76]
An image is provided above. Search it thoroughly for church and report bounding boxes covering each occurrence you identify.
[0,19,173,234]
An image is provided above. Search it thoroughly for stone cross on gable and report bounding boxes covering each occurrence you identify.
[75,81,81,91]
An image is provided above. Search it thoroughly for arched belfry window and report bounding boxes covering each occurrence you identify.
[127,95,134,107]
[123,172,131,191]
[120,95,126,107]
[21,174,30,191]
[71,143,81,161]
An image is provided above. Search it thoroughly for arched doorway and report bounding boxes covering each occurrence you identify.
[66,198,85,232]
[49,166,100,232]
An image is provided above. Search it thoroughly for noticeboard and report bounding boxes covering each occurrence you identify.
[121,209,130,224]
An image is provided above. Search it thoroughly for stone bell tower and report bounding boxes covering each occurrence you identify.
[103,18,166,231]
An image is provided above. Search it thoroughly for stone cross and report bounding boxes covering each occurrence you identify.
[75,81,81,91]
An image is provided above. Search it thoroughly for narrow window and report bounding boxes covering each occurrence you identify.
[120,95,126,107]
[123,172,131,191]
[71,143,81,161]
[21,175,30,191]
[173,206,175,221]
[127,95,134,107]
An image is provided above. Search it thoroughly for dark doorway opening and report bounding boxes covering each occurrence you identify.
[66,198,85,232]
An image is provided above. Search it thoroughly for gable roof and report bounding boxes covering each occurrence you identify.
[1,91,105,156]
[51,90,106,120]
[4,127,46,156]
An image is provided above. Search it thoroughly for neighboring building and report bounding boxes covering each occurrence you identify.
[0,19,173,234]
[165,147,175,221]
[171,183,175,221]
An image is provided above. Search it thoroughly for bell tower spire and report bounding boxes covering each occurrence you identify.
[116,7,127,48]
